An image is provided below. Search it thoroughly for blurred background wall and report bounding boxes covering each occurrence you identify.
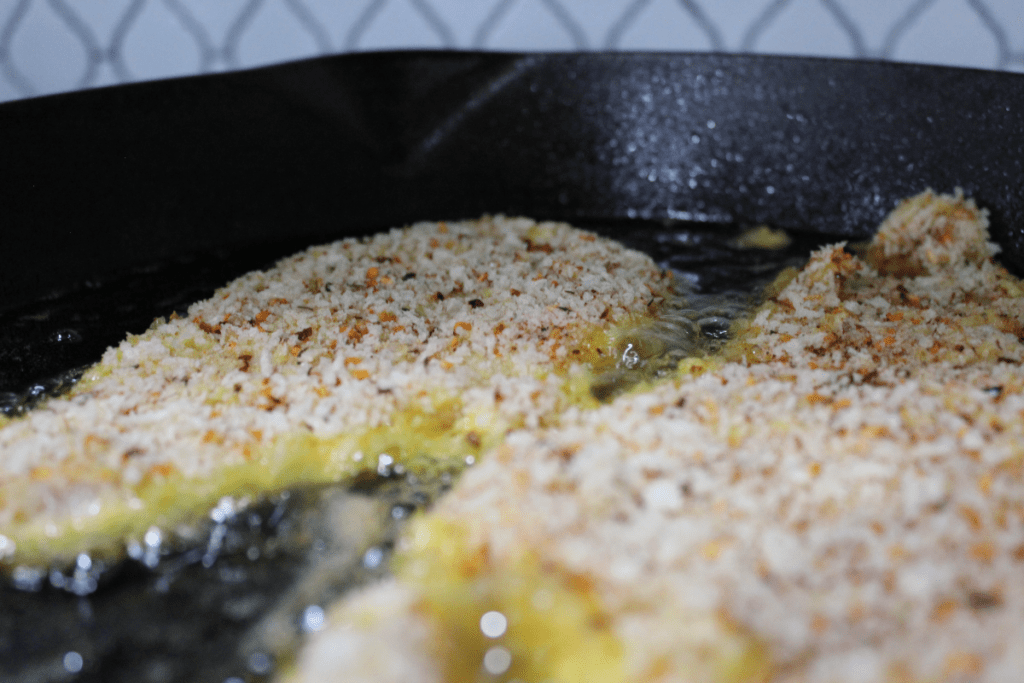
[1,0,1021,103]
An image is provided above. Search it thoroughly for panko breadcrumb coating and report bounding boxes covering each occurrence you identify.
[0,216,671,565]
[290,190,1024,683]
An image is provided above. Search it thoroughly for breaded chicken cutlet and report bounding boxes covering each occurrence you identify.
[0,217,671,564]
[288,191,1024,683]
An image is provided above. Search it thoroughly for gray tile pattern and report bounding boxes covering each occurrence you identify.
[1,0,1022,102]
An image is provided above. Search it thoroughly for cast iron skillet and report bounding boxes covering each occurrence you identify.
[3,50,1023,399]
[3,50,1023,311]
[0,52,1023,683]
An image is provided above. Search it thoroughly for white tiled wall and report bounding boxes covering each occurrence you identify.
[1,0,1022,102]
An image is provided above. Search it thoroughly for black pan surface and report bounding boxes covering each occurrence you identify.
[3,50,1023,312]
[1,51,1023,683]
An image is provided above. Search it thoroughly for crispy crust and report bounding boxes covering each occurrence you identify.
[292,191,1024,683]
[0,216,670,564]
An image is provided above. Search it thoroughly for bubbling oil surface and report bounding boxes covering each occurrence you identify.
[0,221,823,683]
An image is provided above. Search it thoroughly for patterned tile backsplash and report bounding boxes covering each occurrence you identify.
[1,0,1022,102]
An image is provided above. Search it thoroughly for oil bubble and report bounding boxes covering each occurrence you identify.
[302,605,326,633]
[483,646,512,675]
[144,526,162,548]
[50,329,82,344]
[480,610,508,638]
[49,570,67,590]
[12,566,44,591]
[620,343,641,369]
[362,546,384,569]
[247,651,273,675]
[63,651,84,673]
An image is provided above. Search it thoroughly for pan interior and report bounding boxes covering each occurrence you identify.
[0,219,824,683]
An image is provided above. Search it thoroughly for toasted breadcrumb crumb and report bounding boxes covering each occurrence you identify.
[293,191,1024,683]
[0,216,669,563]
